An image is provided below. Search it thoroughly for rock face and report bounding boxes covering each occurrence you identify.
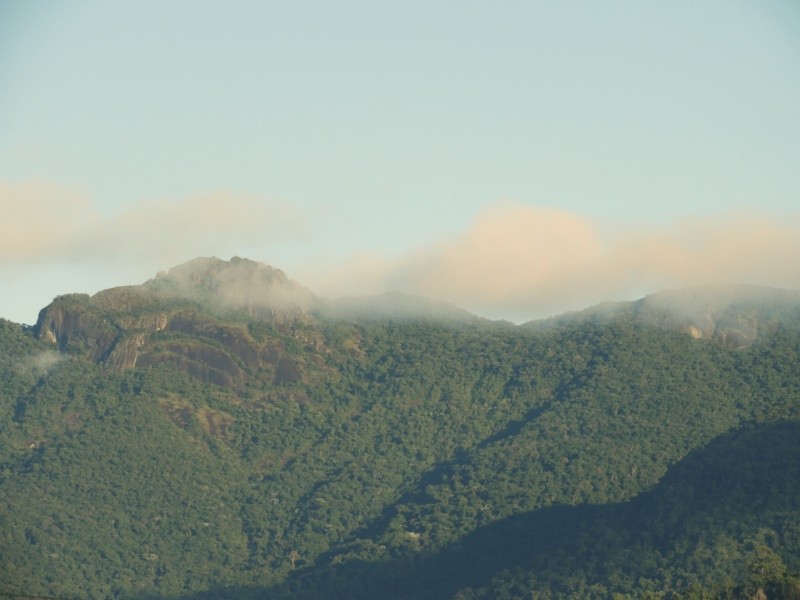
[35,295,120,361]
[33,257,322,389]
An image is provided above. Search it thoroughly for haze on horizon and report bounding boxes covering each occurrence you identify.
[1,2,799,325]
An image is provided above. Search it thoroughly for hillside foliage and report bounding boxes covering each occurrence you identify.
[1,276,799,599]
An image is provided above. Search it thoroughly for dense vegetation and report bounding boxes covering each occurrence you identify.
[1,267,799,599]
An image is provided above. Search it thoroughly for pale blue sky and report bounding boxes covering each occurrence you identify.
[2,1,799,323]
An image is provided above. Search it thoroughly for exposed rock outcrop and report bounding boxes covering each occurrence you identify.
[167,313,260,368]
[105,332,148,370]
[137,340,244,388]
[35,296,120,361]
[32,257,319,389]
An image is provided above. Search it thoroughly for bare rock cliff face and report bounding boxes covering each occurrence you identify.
[33,257,321,389]
[35,296,121,361]
[167,313,260,369]
[105,332,148,370]
[35,295,171,366]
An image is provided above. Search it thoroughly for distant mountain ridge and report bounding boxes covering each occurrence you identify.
[531,283,800,347]
[32,257,483,387]
[4,256,800,598]
[32,258,800,386]
[30,257,800,394]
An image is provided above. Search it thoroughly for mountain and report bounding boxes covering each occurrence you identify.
[33,257,326,387]
[141,256,321,321]
[32,258,481,389]
[2,258,800,599]
[531,283,800,347]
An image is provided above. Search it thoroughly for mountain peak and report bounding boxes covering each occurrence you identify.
[141,256,319,319]
[81,256,320,323]
[33,257,325,387]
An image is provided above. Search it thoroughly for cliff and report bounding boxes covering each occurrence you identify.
[33,257,324,388]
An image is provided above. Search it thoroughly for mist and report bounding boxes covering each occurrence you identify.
[3,178,799,325]
[303,204,800,322]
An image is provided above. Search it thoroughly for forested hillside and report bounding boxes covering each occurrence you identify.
[1,258,799,599]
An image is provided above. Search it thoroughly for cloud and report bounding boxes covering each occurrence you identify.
[610,213,800,290]
[0,180,308,265]
[394,205,603,304]
[28,350,63,375]
[4,181,799,323]
[104,191,308,263]
[0,180,99,261]
[308,203,800,320]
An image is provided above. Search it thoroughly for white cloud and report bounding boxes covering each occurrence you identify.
[0,180,98,261]
[0,180,308,265]
[306,203,800,320]
[3,182,799,324]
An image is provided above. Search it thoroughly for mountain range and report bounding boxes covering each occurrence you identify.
[2,257,799,599]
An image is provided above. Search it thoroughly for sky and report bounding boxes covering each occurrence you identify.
[1,1,799,324]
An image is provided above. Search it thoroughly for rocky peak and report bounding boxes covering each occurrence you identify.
[32,257,326,388]
[142,256,320,323]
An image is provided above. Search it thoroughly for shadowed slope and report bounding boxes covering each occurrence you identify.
[172,421,800,599]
